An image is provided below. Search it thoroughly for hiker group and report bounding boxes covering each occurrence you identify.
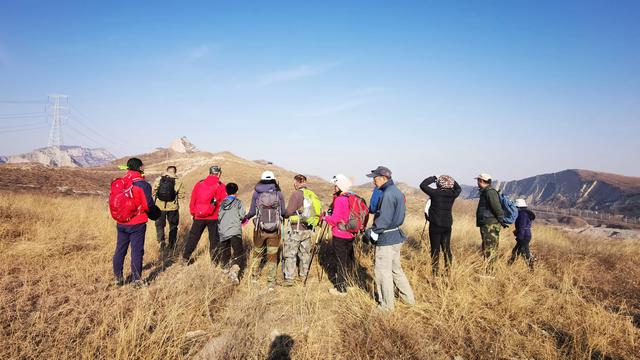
[109,158,535,311]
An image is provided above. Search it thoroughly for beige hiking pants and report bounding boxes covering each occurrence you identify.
[374,242,415,311]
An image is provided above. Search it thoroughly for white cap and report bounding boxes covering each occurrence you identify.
[331,174,352,192]
[261,171,276,181]
[475,173,492,181]
[515,199,527,207]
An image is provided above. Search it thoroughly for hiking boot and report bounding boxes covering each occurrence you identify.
[328,288,347,297]
[282,279,294,287]
[114,276,125,287]
[267,282,276,292]
[132,280,145,289]
[228,271,240,285]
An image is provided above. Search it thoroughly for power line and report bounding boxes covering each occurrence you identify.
[66,122,113,149]
[68,111,120,145]
[0,121,48,129]
[0,100,46,104]
[0,115,47,122]
[0,111,46,117]
[68,104,128,145]
[0,124,49,133]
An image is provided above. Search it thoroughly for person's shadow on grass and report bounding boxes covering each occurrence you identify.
[267,334,294,360]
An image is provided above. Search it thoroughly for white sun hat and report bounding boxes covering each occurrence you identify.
[475,173,492,181]
[515,199,527,208]
[261,171,276,181]
[331,174,352,192]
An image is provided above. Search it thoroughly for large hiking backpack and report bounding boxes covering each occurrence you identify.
[156,176,177,202]
[337,193,369,234]
[256,191,281,232]
[498,191,519,225]
[193,180,221,218]
[109,176,142,223]
[298,188,322,227]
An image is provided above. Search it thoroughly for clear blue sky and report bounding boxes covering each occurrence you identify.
[1,1,639,185]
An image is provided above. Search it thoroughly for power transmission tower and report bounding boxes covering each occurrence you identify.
[47,94,68,167]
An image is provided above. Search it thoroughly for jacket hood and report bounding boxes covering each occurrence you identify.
[125,170,144,180]
[379,179,395,191]
[521,208,536,218]
[255,183,278,193]
[221,196,238,210]
[203,175,221,185]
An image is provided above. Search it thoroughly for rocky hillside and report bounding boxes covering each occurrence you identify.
[169,136,198,153]
[0,145,115,168]
[0,137,437,215]
[491,169,640,217]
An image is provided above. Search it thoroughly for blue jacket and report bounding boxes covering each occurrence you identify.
[514,208,536,240]
[369,187,382,215]
[372,180,407,246]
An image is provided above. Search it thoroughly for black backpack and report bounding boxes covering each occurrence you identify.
[156,176,177,202]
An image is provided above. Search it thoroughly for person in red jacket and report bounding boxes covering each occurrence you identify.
[182,165,227,265]
[113,158,155,287]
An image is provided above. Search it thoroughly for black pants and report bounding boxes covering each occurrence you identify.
[183,219,221,263]
[155,210,179,249]
[331,236,354,292]
[221,235,245,271]
[429,223,453,275]
[509,238,533,269]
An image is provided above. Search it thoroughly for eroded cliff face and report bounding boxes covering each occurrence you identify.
[492,169,640,217]
[0,146,116,168]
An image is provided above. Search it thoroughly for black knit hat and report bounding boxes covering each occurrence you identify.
[126,157,143,172]
[226,182,238,195]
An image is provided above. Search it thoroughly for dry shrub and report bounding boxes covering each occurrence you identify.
[1,191,639,359]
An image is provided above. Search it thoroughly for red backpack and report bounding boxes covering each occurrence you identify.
[193,180,222,218]
[109,176,142,223]
[337,193,369,234]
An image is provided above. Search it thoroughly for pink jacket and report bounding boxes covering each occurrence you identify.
[323,194,354,240]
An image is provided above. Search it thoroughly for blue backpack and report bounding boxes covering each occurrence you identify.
[499,192,519,225]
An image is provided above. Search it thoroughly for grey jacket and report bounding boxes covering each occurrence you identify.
[372,180,407,246]
[218,196,246,241]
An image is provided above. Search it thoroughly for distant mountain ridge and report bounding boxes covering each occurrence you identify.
[477,169,640,217]
[0,145,116,168]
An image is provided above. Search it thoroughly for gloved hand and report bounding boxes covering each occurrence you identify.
[361,230,371,245]
[371,231,379,242]
[364,228,379,243]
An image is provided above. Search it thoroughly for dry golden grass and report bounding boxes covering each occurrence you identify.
[1,191,639,359]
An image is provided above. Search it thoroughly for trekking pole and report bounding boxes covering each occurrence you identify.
[280,220,286,273]
[420,220,428,251]
[304,221,327,287]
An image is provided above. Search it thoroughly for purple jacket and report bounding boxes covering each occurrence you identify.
[515,208,536,240]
